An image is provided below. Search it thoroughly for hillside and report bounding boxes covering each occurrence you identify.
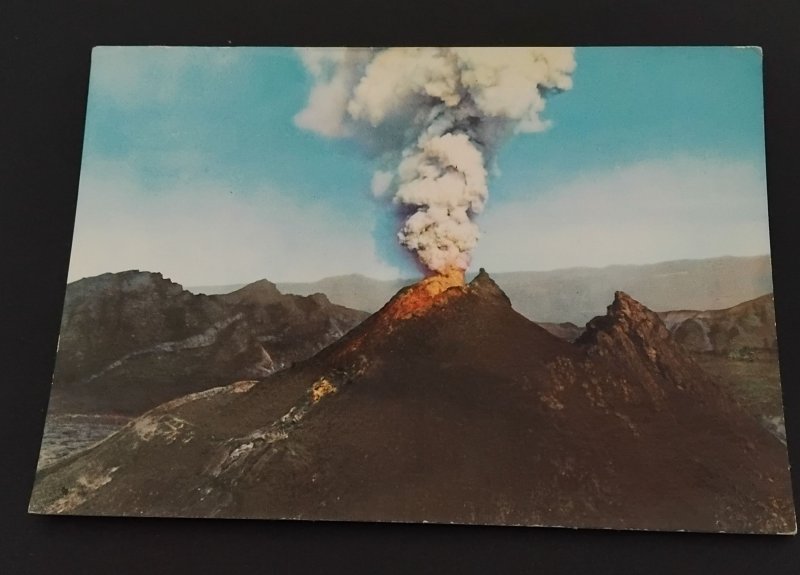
[30,271,794,533]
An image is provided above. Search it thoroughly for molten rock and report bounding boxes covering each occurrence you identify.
[380,267,466,322]
[420,267,466,296]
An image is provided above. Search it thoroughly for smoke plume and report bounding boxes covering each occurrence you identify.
[296,47,576,274]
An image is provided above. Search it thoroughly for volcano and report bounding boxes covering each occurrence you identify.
[30,271,795,533]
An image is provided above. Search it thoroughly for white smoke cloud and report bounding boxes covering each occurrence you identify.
[370,170,393,198]
[294,48,372,137]
[295,47,576,273]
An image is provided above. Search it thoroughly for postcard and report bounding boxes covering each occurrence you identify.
[29,47,795,533]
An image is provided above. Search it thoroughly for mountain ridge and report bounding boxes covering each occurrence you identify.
[187,255,774,325]
[48,270,369,418]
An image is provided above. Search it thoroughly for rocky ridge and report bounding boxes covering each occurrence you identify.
[49,270,368,417]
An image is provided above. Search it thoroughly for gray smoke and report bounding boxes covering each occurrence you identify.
[296,47,576,274]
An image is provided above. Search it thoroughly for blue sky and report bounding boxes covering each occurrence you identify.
[69,46,771,285]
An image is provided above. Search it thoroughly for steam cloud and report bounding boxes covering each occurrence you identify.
[295,47,576,274]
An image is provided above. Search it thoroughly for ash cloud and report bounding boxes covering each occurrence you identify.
[296,47,576,274]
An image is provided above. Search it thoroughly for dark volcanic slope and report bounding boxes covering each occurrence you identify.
[50,271,368,416]
[31,272,795,534]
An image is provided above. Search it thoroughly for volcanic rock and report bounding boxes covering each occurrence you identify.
[576,291,717,401]
[30,272,795,533]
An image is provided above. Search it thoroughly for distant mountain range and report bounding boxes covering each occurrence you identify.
[191,255,774,325]
[31,271,794,533]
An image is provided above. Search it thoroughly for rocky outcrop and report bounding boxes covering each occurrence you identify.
[576,291,718,403]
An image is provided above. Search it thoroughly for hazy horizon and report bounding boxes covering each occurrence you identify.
[65,252,773,291]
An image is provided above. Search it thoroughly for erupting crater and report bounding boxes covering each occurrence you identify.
[383,267,466,322]
[330,267,469,359]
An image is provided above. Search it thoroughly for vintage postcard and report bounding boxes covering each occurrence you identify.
[30,47,794,533]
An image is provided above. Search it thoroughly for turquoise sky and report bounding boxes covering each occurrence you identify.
[70,47,771,285]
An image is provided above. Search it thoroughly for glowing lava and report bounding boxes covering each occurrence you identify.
[383,267,466,322]
[331,268,467,360]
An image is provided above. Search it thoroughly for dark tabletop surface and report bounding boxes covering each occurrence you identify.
[2,1,799,573]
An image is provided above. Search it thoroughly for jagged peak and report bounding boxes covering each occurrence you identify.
[608,290,651,319]
[578,291,664,344]
[223,278,284,305]
[467,268,511,305]
[307,292,331,306]
[234,278,281,294]
[576,290,712,397]
[245,278,279,289]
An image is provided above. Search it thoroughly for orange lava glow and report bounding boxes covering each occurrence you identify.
[383,267,466,322]
[331,268,467,360]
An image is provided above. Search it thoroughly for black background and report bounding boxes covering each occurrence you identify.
[2,1,800,573]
